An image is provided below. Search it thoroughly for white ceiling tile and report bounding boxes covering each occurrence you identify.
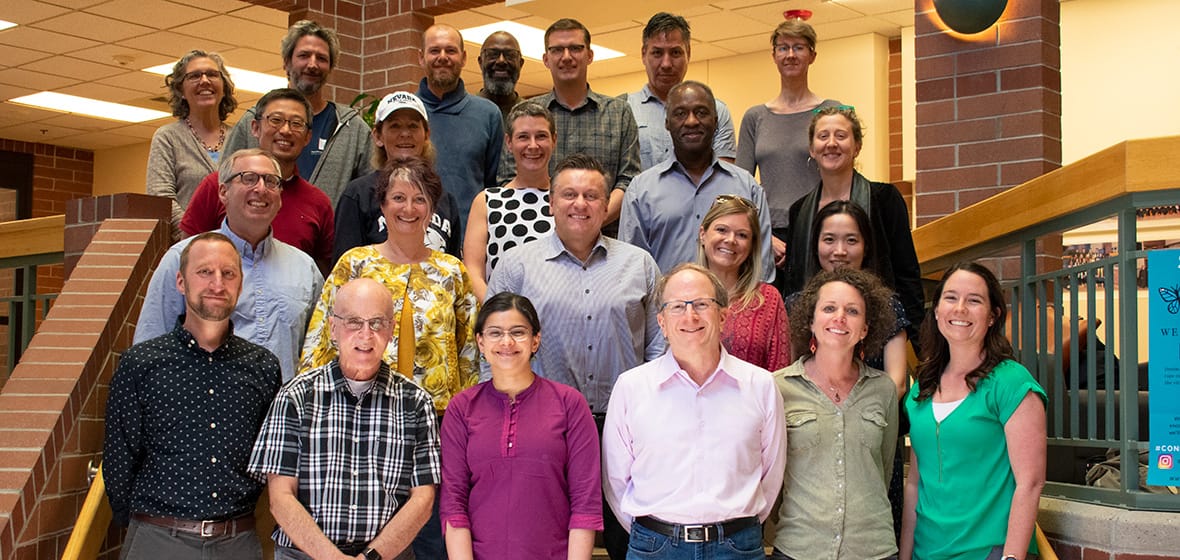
[1,1,72,25]
[86,0,216,29]
[0,45,54,68]
[689,11,776,42]
[225,5,289,29]
[828,0,914,16]
[0,83,39,102]
[712,33,775,55]
[733,0,863,26]
[20,56,126,82]
[171,15,286,54]
[97,71,169,96]
[77,44,176,71]
[0,67,81,90]
[217,48,282,73]
[814,16,900,41]
[121,31,234,58]
[0,121,88,142]
[0,26,101,53]
[168,0,251,13]
[877,9,915,27]
[32,11,156,42]
[56,82,149,103]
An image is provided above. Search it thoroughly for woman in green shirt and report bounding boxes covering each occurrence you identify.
[900,262,1047,560]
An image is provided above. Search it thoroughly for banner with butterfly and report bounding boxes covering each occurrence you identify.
[1148,249,1180,486]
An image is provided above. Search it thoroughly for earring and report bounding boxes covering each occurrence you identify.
[809,335,817,353]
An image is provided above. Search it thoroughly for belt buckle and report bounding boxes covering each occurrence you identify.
[681,524,712,543]
[200,520,218,537]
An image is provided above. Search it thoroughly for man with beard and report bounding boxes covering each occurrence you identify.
[136,148,323,381]
[223,20,372,206]
[619,81,773,281]
[476,31,526,125]
[416,24,504,231]
[104,231,282,559]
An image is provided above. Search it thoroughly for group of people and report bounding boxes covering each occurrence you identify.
[104,11,1048,560]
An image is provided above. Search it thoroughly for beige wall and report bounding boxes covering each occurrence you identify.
[93,142,150,196]
[594,32,894,183]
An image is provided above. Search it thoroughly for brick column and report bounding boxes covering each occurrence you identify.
[913,0,1062,227]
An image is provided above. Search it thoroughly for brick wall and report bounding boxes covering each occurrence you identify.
[0,202,168,559]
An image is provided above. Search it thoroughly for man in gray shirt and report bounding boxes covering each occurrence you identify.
[619,81,774,281]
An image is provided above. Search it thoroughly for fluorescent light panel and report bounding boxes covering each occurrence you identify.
[141,64,288,94]
[461,21,624,61]
[0,20,16,32]
[9,91,170,123]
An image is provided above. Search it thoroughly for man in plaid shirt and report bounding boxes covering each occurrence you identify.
[249,278,440,560]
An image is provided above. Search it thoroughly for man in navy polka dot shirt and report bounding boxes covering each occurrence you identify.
[103,232,283,559]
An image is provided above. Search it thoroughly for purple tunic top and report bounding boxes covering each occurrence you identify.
[440,376,603,559]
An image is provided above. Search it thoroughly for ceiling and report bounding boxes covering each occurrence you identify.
[0,0,912,152]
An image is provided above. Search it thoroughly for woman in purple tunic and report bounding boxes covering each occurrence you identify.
[440,292,602,559]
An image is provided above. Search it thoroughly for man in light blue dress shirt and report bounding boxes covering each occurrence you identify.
[136,148,323,381]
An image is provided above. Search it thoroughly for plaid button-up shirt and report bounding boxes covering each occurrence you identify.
[248,361,441,548]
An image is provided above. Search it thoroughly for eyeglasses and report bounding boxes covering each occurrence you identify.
[661,297,720,316]
[332,313,391,332]
[260,113,309,133]
[774,43,812,55]
[482,48,522,63]
[714,194,756,209]
[227,171,282,190]
[183,70,223,82]
[481,328,533,343]
[546,44,587,56]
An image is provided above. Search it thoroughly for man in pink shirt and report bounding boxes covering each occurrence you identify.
[602,262,786,560]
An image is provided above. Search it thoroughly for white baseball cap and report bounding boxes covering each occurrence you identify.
[375,91,428,124]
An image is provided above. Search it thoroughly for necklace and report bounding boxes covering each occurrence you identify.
[186,117,226,152]
[806,361,856,404]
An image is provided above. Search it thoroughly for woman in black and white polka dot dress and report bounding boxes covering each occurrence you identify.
[464,102,556,300]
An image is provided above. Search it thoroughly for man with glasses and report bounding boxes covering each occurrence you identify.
[224,20,372,206]
[603,263,786,560]
[476,31,526,125]
[624,13,738,170]
[136,147,323,381]
[416,24,504,232]
[619,81,774,280]
[487,153,663,559]
[181,88,335,275]
[250,278,439,560]
[497,18,641,237]
[105,232,282,560]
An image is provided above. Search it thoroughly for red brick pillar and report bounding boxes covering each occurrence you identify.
[913,0,1062,227]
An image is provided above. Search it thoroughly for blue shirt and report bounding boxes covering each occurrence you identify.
[486,233,665,413]
[619,157,775,282]
[296,102,338,182]
[134,221,324,380]
[625,84,737,170]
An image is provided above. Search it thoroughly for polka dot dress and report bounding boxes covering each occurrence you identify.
[484,186,553,277]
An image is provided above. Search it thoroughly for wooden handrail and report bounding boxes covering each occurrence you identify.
[0,214,65,260]
[913,136,1180,272]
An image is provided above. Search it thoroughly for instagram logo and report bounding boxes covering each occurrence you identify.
[1160,454,1175,470]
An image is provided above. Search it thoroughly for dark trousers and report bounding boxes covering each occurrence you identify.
[595,413,630,560]
[120,518,261,560]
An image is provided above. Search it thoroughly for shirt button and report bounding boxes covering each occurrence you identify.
[837,459,842,465]
[584,289,590,294]
[353,437,360,443]
[508,442,513,448]
[352,470,358,476]
[212,492,218,498]
[208,389,215,395]
[586,315,591,320]
[211,457,217,463]
[350,505,357,511]
[208,357,213,363]
[210,423,216,429]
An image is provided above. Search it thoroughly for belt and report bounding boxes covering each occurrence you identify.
[132,513,255,538]
[634,515,759,543]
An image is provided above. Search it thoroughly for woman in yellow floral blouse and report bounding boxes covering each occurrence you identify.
[300,156,479,413]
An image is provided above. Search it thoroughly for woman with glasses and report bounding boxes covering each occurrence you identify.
[440,292,602,560]
[783,106,924,342]
[901,263,1046,560]
[300,156,478,408]
[696,195,790,371]
[334,91,462,262]
[147,50,237,237]
[736,20,842,288]
[772,267,900,560]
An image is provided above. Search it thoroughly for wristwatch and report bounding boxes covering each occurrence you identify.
[1002,555,1018,560]
[361,547,382,560]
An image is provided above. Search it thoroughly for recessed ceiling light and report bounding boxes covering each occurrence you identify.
[0,20,16,32]
[460,21,625,61]
[8,92,170,123]
[141,64,288,94]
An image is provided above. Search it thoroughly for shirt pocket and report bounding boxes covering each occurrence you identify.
[858,407,889,449]
[785,411,819,451]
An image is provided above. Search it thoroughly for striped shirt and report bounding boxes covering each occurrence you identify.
[486,233,665,413]
[248,361,441,549]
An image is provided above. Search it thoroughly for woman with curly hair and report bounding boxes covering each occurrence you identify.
[772,267,900,560]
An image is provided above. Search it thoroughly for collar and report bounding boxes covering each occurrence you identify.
[655,347,736,387]
[328,360,395,397]
[544,86,603,112]
[636,83,663,105]
[542,231,608,263]
[217,220,274,259]
[170,316,235,352]
[657,155,725,178]
[779,357,884,379]
[417,77,468,105]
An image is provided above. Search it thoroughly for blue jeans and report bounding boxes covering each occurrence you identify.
[626,521,763,560]
[411,487,447,559]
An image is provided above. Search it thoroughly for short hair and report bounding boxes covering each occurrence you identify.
[809,105,865,148]
[252,88,313,123]
[179,231,239,275]
[545,18,591,47]
[374,156,443,214]
[697,196,762,310]
[788,267,896,362]
[553,153,607,198]
[477,292,542,335]
[915,262,1014,401]
[771,19,817,50]
[218,148,280,184]
[506,102,556,136]
[655,263,730,310]
[165,50,238,121]
[281,20,340,69]
[811,200,879,276]
[642,12,691,45]
[668,80,716,106]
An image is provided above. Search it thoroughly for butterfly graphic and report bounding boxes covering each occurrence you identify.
[1161,285,1180,314]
